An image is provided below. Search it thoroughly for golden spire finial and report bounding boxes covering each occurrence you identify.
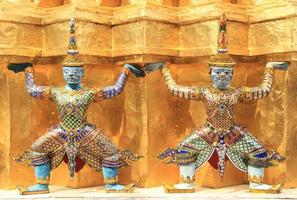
[217,13,228,53]
[62,17,84,67]
[208,13,235,68]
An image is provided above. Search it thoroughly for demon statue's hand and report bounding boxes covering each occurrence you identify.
[124,63,146,77]
[144,62,165,73]
[7,63,33,73]
[266,62,289,71]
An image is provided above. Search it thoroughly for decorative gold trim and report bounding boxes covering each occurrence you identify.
[163,183,195,193]
[176,152,197,165]
[62,56,84,67]
[208,62,235,68]
[104,176,118,185]
[181,175,195,184]
[24,67,34,73]
[177,157,197,165]
[36,176,50,184]
[94,88,105,102]
[249,184,282,194]
[265,67,274,74]
[17,185,49,195]
[248,175,263,184]
[123,67,130,75]
[105,183,135,193]
[242,86,251,93]
[41,87,52,99]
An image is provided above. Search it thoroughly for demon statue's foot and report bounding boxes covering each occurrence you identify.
[17,184,49,195]
[174,183,195,189]
[163,182,195,193]
[105,183,135,193]
[249,182,282,194]
[17,161,51,195]
[248,166,282,194]
[163,162,196,193]
[102,166,135,193]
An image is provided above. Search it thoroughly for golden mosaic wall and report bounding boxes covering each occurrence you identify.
[0,0,296,189]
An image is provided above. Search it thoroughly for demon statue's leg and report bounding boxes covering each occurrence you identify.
[248,166,281,194]
[172,163,196,191]
[162,150,196,193]
[17,157,51,195]
[102,153,135,193]
[102,166,134,193]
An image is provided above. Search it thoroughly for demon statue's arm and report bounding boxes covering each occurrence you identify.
[8,63,52,99]
[94,64,145,101]
[240,62,289,102]
[145,62,202,100]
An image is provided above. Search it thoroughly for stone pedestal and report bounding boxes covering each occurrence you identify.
[1,185,297,199]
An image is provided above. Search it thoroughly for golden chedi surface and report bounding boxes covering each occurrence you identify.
[0,0,296,189]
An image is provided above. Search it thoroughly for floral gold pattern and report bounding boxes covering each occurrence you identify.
[248,175,263,184]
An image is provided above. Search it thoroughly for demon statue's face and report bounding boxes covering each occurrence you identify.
[210,67,233,90]
[63,66,84,85]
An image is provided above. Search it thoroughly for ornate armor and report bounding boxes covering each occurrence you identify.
[16,67,140,177]
[157,15,285,181]
[14,18,141,183]
[158,65,282,178]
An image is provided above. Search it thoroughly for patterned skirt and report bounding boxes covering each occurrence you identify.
[15,124,141,175]
[157,124,285,177]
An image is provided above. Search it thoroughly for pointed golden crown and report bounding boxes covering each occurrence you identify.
[62,17,84,67]
[208,14,235,68]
